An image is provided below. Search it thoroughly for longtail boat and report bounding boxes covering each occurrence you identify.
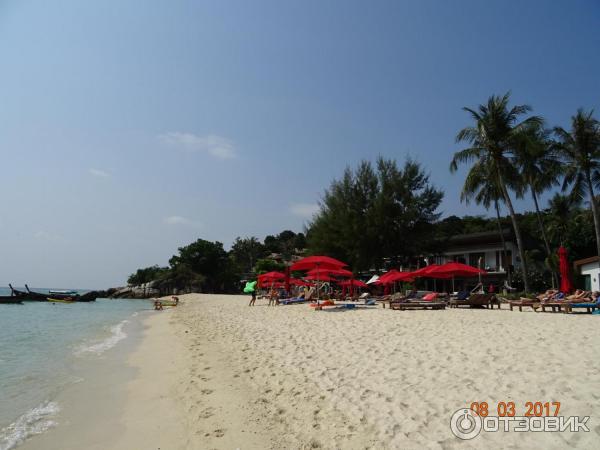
[0,296,24,304]
[9,284,48,301]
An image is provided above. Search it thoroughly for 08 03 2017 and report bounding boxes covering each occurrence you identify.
[469,401,561,417]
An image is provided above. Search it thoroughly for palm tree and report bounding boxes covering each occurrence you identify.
[554,109,600,259]
[512,123,561,286]
[460,155,513,286]
[450,93,543,293]
[546,193,582,247]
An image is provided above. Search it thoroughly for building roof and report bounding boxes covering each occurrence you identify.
[574,256,600,266]
[447,229,514,248]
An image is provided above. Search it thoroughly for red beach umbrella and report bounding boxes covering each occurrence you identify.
[258,271,286,288]
[378,270,415,284]
[305,274,335,282]
[290,256,347,271]
[338,279,368,288]
[307,268,353,278]
[432,262,486,278]
[258,271,286,281]
[409,265,451,279]
[291,256,348,304]
[289,278,314,287]
[377,269,401,285]
[558,246,573,294]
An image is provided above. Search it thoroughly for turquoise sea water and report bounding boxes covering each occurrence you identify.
[0,288,150,450]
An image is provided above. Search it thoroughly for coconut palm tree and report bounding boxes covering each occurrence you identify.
[554,109,600,258]
[546,193,582,247]
[450,93,543,293]
[512,123,561,286]
[459,155,513,286]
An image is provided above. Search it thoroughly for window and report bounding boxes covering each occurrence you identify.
[453,255,466,264]
[583,274,591,291]
[495,250,512,271]
[468,252,485,268]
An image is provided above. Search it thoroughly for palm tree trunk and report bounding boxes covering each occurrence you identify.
[531,188,557,288]
[586,171,600,291]
[498,174,530,293]
[494,199,512,286]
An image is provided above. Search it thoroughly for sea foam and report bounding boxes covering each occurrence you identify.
[0,401,59,450]
[74,320,129,355]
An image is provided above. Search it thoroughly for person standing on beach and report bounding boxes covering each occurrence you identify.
[244,280,258,306]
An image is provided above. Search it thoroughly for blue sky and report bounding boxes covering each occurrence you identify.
[0,0,598,288]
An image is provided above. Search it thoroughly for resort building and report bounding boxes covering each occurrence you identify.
[434,229,519,276]
[574,256,600,291]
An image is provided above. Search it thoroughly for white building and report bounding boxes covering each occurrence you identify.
[434,229,520,274]
[574,256,600,291]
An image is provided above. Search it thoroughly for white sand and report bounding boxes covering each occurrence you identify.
[121,294,600,449]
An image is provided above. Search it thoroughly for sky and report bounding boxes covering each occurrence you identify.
[0,0,599,288]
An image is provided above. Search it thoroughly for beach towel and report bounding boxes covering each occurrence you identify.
[456,291,469,300]
[422,293,438,301]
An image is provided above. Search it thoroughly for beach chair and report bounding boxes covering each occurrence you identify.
[449,293,497,309]
[539,301,568,313]
[279,287,315,305]
[390,301,446,311]
[505,297,537,312]
[564,302,600,314]
[381,291,415,309]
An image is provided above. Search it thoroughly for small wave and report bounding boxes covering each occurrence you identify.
[0,401,59,450]
[74,320,129,356]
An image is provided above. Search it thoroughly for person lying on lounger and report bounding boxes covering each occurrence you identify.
[566,289,590,301]
[535,289,558,301]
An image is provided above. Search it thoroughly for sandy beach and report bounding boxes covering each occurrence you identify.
[104,293,600,449]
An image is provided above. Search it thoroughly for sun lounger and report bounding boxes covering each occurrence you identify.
[379,292,413,308]
[449,293,498,309]
[539,301,568,313]
[564,302,600,314]
[390,301,445,310]
[505,298,537,311]
[280,297,308,305]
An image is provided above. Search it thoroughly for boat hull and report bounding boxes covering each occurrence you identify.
[0,297,24,304]
[47,297,76,303]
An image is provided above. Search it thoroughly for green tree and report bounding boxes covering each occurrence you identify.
[554,109,600,260]
[230,236,265,272]
[169,239,238,292]
[262,231,306,260]
[450,93,543,293]
[546,193,581,247]
[127,265,169,285]
[254,258,286,274]
[307,157,443,271]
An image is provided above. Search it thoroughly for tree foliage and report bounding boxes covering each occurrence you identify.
[127,265,170,285]
[307,157,443,271]
[230,237,265,273]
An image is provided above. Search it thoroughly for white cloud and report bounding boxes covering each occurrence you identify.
[89,168,110,178]
[158,132,237,159]
[290,203,320,219]
[163,216,203,228]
